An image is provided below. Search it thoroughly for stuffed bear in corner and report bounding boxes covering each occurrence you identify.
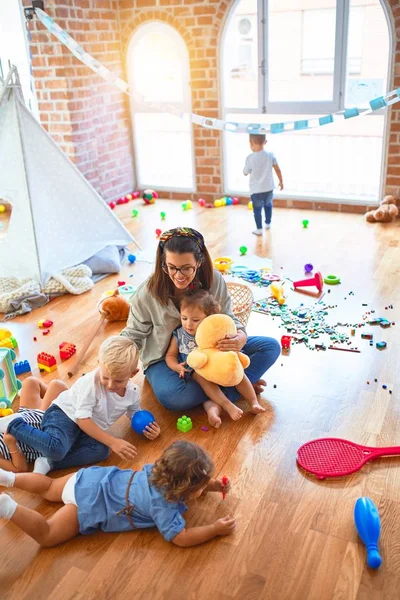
[186,314,250,387]
[365,195,399,223]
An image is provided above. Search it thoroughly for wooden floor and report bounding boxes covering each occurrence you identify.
[1,200,400,600]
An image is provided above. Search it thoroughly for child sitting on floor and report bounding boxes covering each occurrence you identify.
[165,290,265,428]
[0,441,235,547]
[0,377,68,472]
[0,337,160,474]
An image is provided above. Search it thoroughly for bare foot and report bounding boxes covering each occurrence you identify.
[224,402,243,421]
[252,379,267,394]
[206,405,222,428]
[250,400,266,414]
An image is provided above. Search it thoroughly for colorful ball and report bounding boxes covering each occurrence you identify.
[126,194,133,201]
[109,201,116,210]
[182,201,189,211]
[128,254,136,264]
[239,246,248,256]
[232,197,240,205]
[143,189,157,204]
[220,198,227,206]
[155,228,162,237]
[248,201,253,210]
[226,197,233,205]
[131,410,155,435]
[160,211,166,220]
[186,200,192,209]
[132,209,139,217]
[302,219,309,228]
[214,199,222,208]
[198,198,206,207]
[132,191,140,199]
[304,263,313,273]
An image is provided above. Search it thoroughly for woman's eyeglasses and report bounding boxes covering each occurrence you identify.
[163,264,197,276]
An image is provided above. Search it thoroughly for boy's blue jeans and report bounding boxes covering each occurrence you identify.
[145,335,281,411]
[251,191,273,229]
[7,404,110,470]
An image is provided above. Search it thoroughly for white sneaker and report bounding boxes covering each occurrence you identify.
[265,223,271,229]
[252,229,263,236]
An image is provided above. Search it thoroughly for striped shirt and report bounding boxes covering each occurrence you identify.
[0,408,44,463]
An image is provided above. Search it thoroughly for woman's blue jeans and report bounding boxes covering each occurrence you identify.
[145,335,280,411]
[7,404,110,470]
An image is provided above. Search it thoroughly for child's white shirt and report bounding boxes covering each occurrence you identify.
[243,150,277,195]
[52,369,141,430]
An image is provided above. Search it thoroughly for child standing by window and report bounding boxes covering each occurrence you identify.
[0,337,161,474]
[243,133,284,236]
[166,290,265,428]
[0,441,235,547]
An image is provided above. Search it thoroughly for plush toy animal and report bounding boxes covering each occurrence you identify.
[365,195,399,223]
[186,314,250,387]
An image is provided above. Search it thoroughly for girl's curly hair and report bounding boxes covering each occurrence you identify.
[150,441,214,502]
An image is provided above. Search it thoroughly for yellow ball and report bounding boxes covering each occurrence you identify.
[0,204,5,213]
[248,201,253,210]
[214,199,221,207]
[186,200,192,209]
[220,198,227,206]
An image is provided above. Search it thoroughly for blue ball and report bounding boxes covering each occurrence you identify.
[226,197,233,205]
[131,410,155,435]
[128,254,136,264]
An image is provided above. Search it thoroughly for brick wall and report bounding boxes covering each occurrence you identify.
[25,0,134,202]
[26,0,398,209]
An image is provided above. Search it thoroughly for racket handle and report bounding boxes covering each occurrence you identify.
[222,475,228,500]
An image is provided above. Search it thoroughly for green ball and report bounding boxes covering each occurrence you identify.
[239,246,247,255]
[302,219,309,228]
[160,212,166,220]
[132,209,139,217]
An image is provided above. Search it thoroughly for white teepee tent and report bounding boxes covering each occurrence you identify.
[0,66,135,287]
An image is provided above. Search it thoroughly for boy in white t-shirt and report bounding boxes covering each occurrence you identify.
[1,337,160,474]
[243,134,284,236]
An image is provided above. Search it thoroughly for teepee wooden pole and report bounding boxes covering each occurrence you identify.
[67,315,105,378]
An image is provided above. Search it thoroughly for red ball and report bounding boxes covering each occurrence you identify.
[155,228,162,237]
[232,197,240,205]
[205,203,213,209]
[153,191,159,199]
[132,191,140,199]
[109,201,116,209]
[116,198,125,205]
[198,198,206,206]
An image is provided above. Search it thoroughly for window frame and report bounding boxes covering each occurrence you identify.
[127,21,196,193]
[220,0,393,203]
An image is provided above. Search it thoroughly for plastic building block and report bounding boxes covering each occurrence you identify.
[177,415,193,433]
[14,360,32,375]
[281,335,291,350]
[38,319,53,328]
[0,328,12,341]
[37,352,57,372]
[376,341,387,350]
[361,333,373,340]
[59,342,77,361]
[0,348,22,406]
[0,336,18,349]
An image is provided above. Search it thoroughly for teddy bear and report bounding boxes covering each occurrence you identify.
[365,195,399,223]
[186,314,250,387]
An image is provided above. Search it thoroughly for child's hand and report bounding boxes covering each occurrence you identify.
[278,181,284,190]
[219,476,231,495]
[177,362,190,378]
[143,422,161,440]
[214,516,236,536]
[3,432,18,451]
[110,438,137,460]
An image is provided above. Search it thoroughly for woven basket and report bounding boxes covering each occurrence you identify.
[227,282,254,327]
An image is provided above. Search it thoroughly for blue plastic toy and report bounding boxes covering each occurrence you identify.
[0,348,22,406]
[14,360,32,375]
[128,254,136,264]
[354,497,382,569]
[131,410,155,435]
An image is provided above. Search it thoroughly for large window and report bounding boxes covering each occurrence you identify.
[127,22,195,191]
[222,0,390,202]
[0,0,37,116]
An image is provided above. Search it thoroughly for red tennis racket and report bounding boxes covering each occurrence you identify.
[297,437,400,479]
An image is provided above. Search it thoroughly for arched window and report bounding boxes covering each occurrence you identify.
[222,0,390,202]
[127,22,195,191]
[0,0,38,116]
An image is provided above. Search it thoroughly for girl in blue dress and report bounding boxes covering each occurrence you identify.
[0,441,235,547]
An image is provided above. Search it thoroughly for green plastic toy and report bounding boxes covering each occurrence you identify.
[324,274,341,285]
[0,348,22,407]
[239,246,247,256]
[177,415,193,433]
[302,219,309,228]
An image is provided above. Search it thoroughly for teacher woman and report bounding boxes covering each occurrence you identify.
[121,227,280,423]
